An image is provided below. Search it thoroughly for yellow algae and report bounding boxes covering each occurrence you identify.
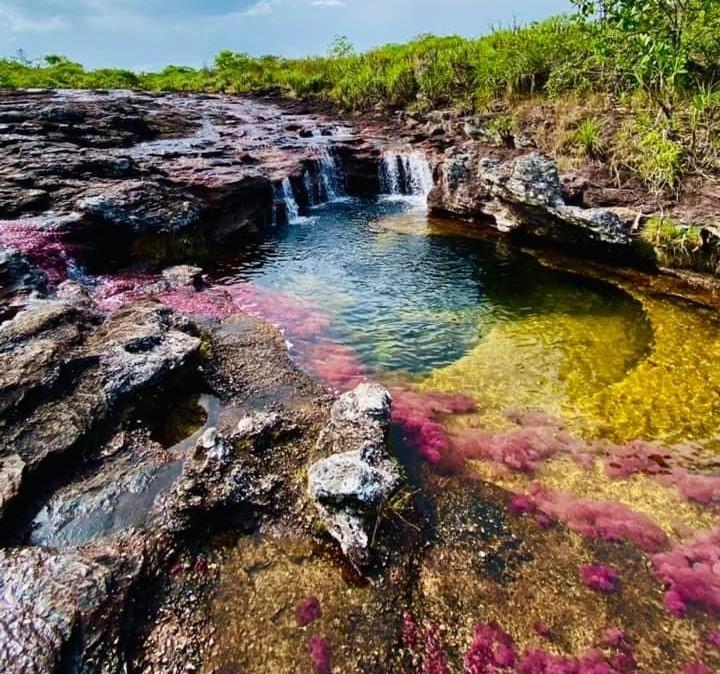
[579,295,720,449]
[468,457,720,537]
[419,311,649,431]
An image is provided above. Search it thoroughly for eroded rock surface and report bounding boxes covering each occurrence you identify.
[0,299,200,525]
[309,383,402,565]
[0,536,147,674]
[429,151,636,248]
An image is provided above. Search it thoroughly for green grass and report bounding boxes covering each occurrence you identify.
[570,118,606,158]
[641,216,716,272]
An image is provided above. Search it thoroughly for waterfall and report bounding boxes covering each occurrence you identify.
[303,170,317,207]
[317,148,346,202]
[275,177,301,224]
[379,150,434,201]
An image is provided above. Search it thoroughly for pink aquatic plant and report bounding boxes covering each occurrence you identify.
[603,441,720,511]
[533,623,552,639]
[603,441,673,479]
[682,662,713,674]
[402,612,422,653]
[402,614,450,674]
[0,218,80,284]
[296,596,322,627]
[158,286,237,320]
[452,425,580,475]
[463,622,517,673]
[308,634,332,674]
[580,565,620,593]
[651,526,720,618]
[423,624,451,674]
[300,338,367,391]
[668,470,720,510]
[391,390,476,466]
[530,487,668,553]
[707,631,720,649]
[509,493,538,517]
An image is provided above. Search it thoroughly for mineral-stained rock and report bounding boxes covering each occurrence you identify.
[0,535,147,674]
[308,383,402,565]
[430,150,636,249]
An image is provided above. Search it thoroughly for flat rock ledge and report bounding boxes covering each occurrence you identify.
[308,383,402,566]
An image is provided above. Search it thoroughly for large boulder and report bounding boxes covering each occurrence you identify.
[308,383,402,566]
[430,150,636,248]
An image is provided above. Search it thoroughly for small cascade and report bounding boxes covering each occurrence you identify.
[303,170,317,207]
[274,177,301,225]
[317,148,346,202]
[379,150,434,201]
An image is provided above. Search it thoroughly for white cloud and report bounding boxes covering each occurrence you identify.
[311,0,345,6]
[239,0,276,16]
[0,6,68,32]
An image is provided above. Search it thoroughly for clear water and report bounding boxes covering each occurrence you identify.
[212,197,650,394]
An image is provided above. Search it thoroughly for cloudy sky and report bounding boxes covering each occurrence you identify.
[0,1,572,71]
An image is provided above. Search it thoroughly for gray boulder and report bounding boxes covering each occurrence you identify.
[430,150,636,248]
[308,383,401,566]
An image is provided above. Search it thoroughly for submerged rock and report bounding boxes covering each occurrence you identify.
[308,383,402,565]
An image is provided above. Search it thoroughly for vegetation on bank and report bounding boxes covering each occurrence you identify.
[2,0,720,207]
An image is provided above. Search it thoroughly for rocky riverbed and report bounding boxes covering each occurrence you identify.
[1,89,720,674]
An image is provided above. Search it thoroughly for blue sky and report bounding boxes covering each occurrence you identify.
[0,1,572,71]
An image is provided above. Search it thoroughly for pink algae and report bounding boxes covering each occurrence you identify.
[308,634,332,674]
[296,596,322,627]
[509,488,668,553]
[580,565,620,593]
[0,218,79,284]
[391,390,476,466]
[651,526,720,618]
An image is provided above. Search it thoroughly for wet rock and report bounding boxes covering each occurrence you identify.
[29,435,177,548]
[308,383,401,566]
[430,150,636,249]
[0,299,200,524]
[162,264,204,289]
[152,422,279,533]
[0,536,146,674]
[77,180,201,234]
[0,245,47,298]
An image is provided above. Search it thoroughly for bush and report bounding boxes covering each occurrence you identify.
[616,114,684,195]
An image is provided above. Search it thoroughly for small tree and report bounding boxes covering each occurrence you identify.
[572,0,720,118]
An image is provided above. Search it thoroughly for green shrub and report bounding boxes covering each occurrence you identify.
[617,114,684,195]
[641,216,712,271]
